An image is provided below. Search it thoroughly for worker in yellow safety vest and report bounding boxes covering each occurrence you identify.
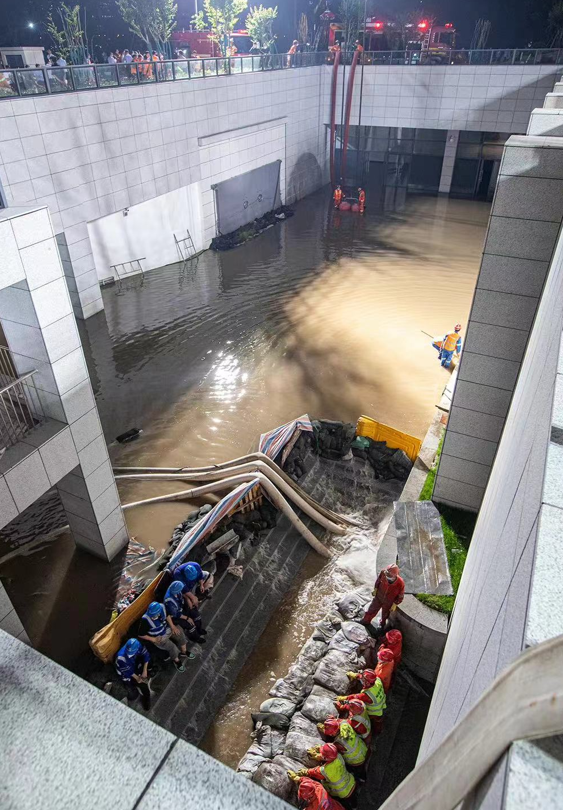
[434,323,462,368]
[289,743,357,809]
[317,717,368,780]
[336,669,386,735]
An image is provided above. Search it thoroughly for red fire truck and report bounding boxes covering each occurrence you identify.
[171,29,252,57]
[328,18,456,63]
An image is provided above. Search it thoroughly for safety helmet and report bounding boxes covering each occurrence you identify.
[454,323,462,332]
[361,669,377,687]
[124,638,141,657]
[377,648,395,663]
[147,601,163,618]
[298,779,318,802]
[346,699,366,715]
[169,580,185,595]
[323,717,340,737]
[182,562,203,582]
[386,629,402,645]
[320,743,339,762]
[386,564,399,577]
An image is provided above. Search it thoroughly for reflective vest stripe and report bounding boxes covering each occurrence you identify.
[443,333,459,352]
[337,722,367,765]
[143,608,166,636]
[364,681,386,716]
[321,755,355,799]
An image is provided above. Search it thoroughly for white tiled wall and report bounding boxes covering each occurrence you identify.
[326,65,559,133]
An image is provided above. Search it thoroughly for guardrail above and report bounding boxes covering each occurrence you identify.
[0,48,562,100]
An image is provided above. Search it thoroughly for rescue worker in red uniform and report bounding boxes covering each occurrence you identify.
[341,698,372,744]
[296,777,346,810]
[379,629,403,667]
[336,670,386,736]
[361,564,405,627]
[358,188,366,214]
[317,717,368,780]
[374,647,395,692]
[290,743,357,809]
[333,185,343,209]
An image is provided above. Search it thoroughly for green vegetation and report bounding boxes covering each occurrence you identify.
[416,433,475,614]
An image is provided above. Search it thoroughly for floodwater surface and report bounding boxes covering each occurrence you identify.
[0,190,488,695]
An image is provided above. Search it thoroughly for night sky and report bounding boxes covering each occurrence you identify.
[0,0,552,57]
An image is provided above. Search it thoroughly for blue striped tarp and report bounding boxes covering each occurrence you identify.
[258,414,313,460]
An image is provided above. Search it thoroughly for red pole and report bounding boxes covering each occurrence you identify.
[340,48,360,185]
[329,48,341,187]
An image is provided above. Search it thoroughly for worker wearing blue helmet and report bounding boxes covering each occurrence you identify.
[164,580,208,645]
[138,601,195,671]
[115,638,152,709]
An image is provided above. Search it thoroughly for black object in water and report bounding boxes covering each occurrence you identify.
[116,428,142,444]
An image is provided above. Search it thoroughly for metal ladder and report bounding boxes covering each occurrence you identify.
[110,257,146,291]
[174,229,198,273]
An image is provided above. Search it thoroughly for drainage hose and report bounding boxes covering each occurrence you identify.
[122,472,332,558]
[117,461,345,536]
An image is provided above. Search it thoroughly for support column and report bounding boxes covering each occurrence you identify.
[438,130,460,195]
[434,135,563,511]
[0,206,128,560]
[56,232,104,321]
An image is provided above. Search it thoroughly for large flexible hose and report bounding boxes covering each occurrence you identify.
[113,451,359,528]
[340,47,360,184]
[329,47,341,185]
[116,461,346,536]
[122,472,332,558]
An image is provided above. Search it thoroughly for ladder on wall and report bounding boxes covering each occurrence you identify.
[174,229,198,273]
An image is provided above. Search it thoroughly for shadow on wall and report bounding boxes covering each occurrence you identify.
[287,153,323,203]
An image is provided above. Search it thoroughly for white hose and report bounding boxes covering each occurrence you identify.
[112,451,360,528]
[378,633,563,810]
[117,461,345,536]
[123,473,332,558]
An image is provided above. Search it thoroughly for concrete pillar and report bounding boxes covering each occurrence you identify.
[438,130,460,195]
[0,581,30,644]
[55,232,104,321]
[434,135,563,511]
[0,205,128,560]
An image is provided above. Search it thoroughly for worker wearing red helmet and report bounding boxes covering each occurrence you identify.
[337,670,386,736]
[294,777,346,810]
[288,743,356,808]
[379,629,403,667]
[339,698,372,744]
[317,717,368,780]
[361,564,405,628]
[374,647,395,693]
[435,323,462,368]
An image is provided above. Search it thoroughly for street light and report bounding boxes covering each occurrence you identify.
[28,22,35,29]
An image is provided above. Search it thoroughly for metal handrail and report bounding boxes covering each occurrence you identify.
[0,346,46,452]
[1,48,561,100]
[0,370,36,398]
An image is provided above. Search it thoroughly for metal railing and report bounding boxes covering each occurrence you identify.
[0,346,45,452]
[1,49,562,100]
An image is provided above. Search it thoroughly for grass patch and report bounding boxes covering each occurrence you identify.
[416,434,475,615]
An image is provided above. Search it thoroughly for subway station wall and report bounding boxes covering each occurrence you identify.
[325,65,559,134]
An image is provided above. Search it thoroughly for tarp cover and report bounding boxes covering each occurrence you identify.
[394,500,453,595]
[214,160,282,235]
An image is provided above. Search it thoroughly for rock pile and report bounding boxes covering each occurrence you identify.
[237,590,372,805]
[352,437,413,482]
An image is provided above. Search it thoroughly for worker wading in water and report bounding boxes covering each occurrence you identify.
[361,563,405,628]
[358,188,366,214]
[433,323,462,368]
[295,777,346,810]
[337,670,387,736]
[333,185,343,209]
[288,743,357,810]
[317,717,369,781]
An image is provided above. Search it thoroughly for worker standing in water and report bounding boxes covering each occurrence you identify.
[434,323,462,368]
[361,563,405,628]
[333,185,343,209]
[293,777,346,810]
[358,188,366,214]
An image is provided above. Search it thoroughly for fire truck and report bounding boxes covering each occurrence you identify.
[171,29,253,57]
[328,18,456,64]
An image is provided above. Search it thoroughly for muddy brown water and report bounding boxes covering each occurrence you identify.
[0,190,488,760]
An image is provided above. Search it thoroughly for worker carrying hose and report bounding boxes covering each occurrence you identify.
[361,563,405,628]
[288,743,357,809]
[339,698,372,744]
[358,188,366,214]
[316,718,368,780]
[164,580,207,646]
[333,185,343,209]
[433,323,462,368]
[291,777,346,810]
[336,670,386,736]
[115,638,152,710]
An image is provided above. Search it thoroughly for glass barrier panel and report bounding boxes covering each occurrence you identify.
[46,67,72,92]
[188,59,203,78]
[17,69,48,96]
[216,58,228,75]
[537,49,559,64]
[72,65,97,89]
[117,63,137,85]
[159,61,174,81]
[204,59,218,76]
[241,56,253,73]
[0,70,18,97]
[513,49,536,65]
[173,60,190,79]
[97,64,119,86]
[137,62,156,82]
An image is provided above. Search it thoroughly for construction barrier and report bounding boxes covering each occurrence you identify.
[356,415,422,463]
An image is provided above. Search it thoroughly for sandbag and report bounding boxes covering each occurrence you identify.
[313,650,355,695]
[237,743,269,776]
[283,732,322,766]
[328,621,369,655]
[269,658,315,703]
[252,762,292,801]
[260,697,298,717]
[253,722,286,759]
[301,691,338,723]
[251,712,291,731]
[299,637,328,664]
[273,753,306,772]
[288,711,322,740]
[312,612,342,642]
[337,590,369,621]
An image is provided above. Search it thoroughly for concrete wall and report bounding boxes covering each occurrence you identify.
[0,66,327,318]
[433,135,563,511]
[325,64,560,133]
[419,160,563,806]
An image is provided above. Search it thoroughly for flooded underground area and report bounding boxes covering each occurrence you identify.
[0,188,488,755]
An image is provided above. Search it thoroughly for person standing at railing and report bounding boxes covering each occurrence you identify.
[288,40,299,67]
[108,52,117,64]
